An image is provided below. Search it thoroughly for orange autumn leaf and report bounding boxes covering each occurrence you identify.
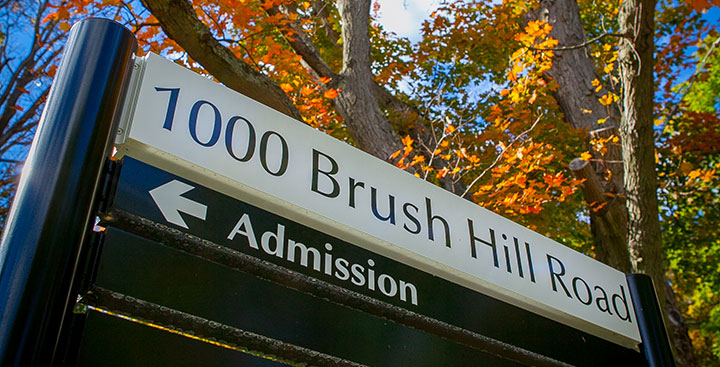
[543,172,565,188]
[687,169,702,180]
[323,89,339,99]
[401,135,414,146]
[300,86,315,96]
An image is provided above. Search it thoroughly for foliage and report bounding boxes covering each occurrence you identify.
[3,0,720,363]
[683,34,720,113]
[0,0,71,220]
[658,29,720,361]
[397,2,593,250]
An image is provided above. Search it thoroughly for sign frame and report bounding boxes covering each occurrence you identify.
[117,53,640,347]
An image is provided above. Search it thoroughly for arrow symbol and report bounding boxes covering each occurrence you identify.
[149,180,207,229]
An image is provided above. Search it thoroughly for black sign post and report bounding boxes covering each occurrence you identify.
[627,274,676,366]
[0,19,137,365]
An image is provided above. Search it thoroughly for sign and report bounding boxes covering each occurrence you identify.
[106,157,643,364]
[92,227,541,367]
[115,53,641,347]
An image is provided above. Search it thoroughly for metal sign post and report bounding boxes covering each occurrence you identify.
[0,19,137,365]
[627,274,676,367]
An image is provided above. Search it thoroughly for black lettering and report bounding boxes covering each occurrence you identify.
[503,245,512,273]
[371,187,395,224]
[225,116,255,162]
[612,285,632,322]
[514,238,523,278]
[426,197,451,247]
[348,177,365,208]
[155,87,180,130]
[402,202,421,234]
[189,100,221,147]
[525,242,536,282]
[467,219,498,267]
[311,149,339,198]
[547,255,572,298]
[572,277,592,305]
[594,286,612,315]
[259,131,288,176]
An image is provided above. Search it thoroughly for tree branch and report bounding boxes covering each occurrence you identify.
[662,36,720,123]
[462,114,543,198]
[528,32,628,52]
[266,5,338,80]
[140,0,303,121]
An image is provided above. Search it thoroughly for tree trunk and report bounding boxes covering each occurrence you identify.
[333,0,402,161]
[525,0,629,270]
[528,0,697,364]
[618,0,696,365]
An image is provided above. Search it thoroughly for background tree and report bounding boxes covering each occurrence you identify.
[6,0,720,364]
[0,0,66,225]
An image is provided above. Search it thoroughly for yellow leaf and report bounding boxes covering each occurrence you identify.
[581,108,592,114]
[597,118,607,124]
[591,79,600,87]
[599,94,613,106]
[580,152,592,161]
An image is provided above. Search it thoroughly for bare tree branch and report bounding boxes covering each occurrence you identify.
[462,114,543,198]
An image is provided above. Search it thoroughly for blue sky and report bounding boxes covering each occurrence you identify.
[375,0,438,42]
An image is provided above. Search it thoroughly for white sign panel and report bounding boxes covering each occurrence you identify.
[116,53,641,348]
